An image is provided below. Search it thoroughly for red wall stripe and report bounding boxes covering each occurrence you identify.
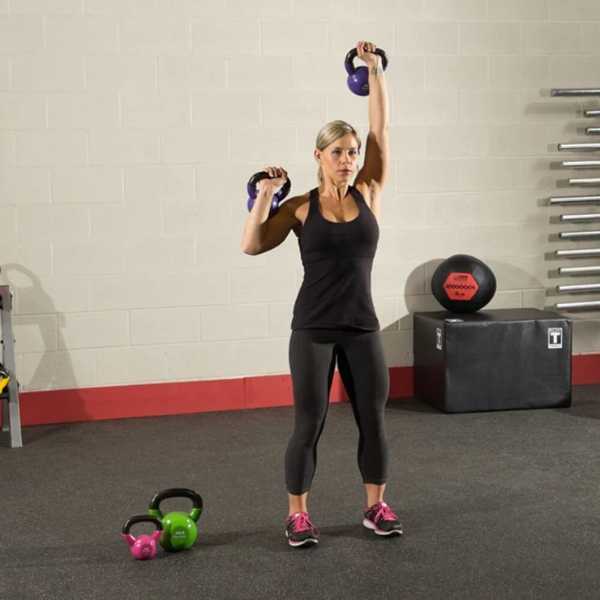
[9,355,600,427]
[571,354,600,385]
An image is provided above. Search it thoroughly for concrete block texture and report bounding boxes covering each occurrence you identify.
[1,0,597,391]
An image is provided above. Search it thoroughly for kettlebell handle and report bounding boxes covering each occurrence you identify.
[121,514,163,535]
[246,171,291,203]
[148,488,203,522]
[344,47,388,76]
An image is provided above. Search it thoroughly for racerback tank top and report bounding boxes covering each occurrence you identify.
[291,185,380,331]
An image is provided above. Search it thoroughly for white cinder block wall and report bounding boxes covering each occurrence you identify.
[2,0,600,392]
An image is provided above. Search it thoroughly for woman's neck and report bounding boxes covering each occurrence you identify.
[319,181,350,202]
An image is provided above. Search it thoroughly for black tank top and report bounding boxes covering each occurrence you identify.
[291,185,380,331]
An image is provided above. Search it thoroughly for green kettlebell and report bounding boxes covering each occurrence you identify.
[148,488,203,552]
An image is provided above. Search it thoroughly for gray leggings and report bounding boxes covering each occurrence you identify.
[285,329,390,495]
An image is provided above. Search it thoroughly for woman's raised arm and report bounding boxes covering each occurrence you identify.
[354,41,390,191]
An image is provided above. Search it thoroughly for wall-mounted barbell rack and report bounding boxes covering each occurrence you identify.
[550,88,600,310]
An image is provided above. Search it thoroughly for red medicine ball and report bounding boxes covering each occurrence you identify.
[431,254,496,313]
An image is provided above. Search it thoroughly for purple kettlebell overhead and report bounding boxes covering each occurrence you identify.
[344,47,388,96]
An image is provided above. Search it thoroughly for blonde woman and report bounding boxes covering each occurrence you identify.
[241,41,402,547]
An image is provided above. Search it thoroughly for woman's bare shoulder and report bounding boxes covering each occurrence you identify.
[282,192,310,220]
[353,180,374,203]
[353,180,382,222]
[280,192,311,230]
[283,192,310,209]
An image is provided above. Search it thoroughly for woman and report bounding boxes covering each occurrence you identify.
[241,41,402,547]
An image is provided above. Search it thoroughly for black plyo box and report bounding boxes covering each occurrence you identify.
[413,309,572,413]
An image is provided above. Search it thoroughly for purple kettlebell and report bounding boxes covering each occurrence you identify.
[246,171,292,217]
[121,515,163,561]
[344,47,388,96]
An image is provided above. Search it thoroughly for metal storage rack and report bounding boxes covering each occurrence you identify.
[0,285,22,448]
[550,88,600,310]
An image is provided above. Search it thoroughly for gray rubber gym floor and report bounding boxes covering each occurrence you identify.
[1,385,599,600]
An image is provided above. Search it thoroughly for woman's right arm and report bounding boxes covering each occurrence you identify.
[240,167,299,255]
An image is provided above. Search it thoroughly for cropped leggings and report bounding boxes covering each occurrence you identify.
[285,329,390,495]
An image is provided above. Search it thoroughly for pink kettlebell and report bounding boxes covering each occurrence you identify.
[121,515,163,560]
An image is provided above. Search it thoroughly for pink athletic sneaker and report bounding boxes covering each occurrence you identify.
[363,501,403,536]
[285,512,319,547]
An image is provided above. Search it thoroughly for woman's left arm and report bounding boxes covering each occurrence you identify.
[354,41,390,217]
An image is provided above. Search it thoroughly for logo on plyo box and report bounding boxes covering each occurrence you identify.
[548,328,563,349]
[436,327,443,350]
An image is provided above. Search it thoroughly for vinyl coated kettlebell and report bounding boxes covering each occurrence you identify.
[246,171,292,216]
[121,515,163,561]
[148,488,203,552]
[344,47,388,96]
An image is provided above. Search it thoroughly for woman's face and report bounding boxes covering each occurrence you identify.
[315,133,360,183]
